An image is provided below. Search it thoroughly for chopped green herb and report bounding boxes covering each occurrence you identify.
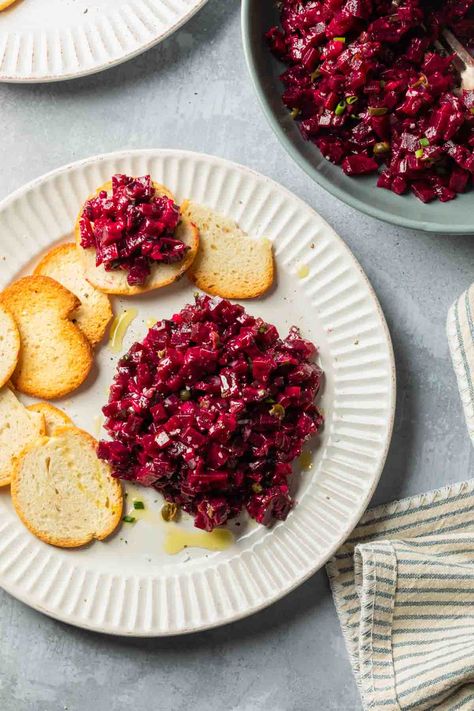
[289,107,300,119]
[180,389,191,401]
[335,100,346,116]
[334,36,346,42]
[258,324,268,334]
[122,515,136,524]
[133,500,145,510]
[251,483,263,494]
[346,95,358,105]
[310,68,321,81]
[415,148,424,159]
[419,137,429,147]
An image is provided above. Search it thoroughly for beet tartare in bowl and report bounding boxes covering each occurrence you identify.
[242,0,474,233]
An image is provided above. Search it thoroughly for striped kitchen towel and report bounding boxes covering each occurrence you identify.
[447,284,474,444]
[327,481,474,710]
[326,283,474,710]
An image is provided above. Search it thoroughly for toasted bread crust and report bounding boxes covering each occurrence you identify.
[10,426,123,548]
[34,243,113,346]
[0,302,20,389]
[187,267,274,299]
[1,276,93,399]
[0,386,45,487]
[27,402,73,435]
[75,180,199,295]
[0,0,19,10]
[183,202,274,299]
[77,221,200,296]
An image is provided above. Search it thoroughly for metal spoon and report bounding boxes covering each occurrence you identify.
[390,0,474,91]
[441,28,474,91]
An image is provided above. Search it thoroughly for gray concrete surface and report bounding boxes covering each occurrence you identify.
[0,2,473,709]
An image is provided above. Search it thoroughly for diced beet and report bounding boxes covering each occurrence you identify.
[78,174,188,286]
[342,154,379,175]
[195,497,231,532]
[246,485,293,526]
[98,295,324,530]
[410,181,436,203]
[265,0,474,203]
[449,166,471,193]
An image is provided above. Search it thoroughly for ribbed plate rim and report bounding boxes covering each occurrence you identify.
[0,0,209,83]
[0,149,396,635]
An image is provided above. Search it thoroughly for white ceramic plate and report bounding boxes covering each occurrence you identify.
[0,0,208,82]
[0,149,395,635]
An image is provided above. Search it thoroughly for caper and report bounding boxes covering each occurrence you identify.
[161,503,179,522]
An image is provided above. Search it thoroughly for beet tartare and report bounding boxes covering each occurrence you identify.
[79,174,189,286]
[266,0,474,202]
[98,295,324,531]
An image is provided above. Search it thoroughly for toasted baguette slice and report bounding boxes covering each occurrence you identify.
[0,386,45,487]
[183,202,274,299]
[77,217,199,296]
[0,303,20,388]
[11,427,123,548]
[0,0,19,10]
[1,276,93,399]
[34,243,113,346]
[27,403,72,436]
[75,180,199,295]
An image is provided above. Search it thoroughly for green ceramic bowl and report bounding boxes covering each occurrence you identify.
[241,0,474,234]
